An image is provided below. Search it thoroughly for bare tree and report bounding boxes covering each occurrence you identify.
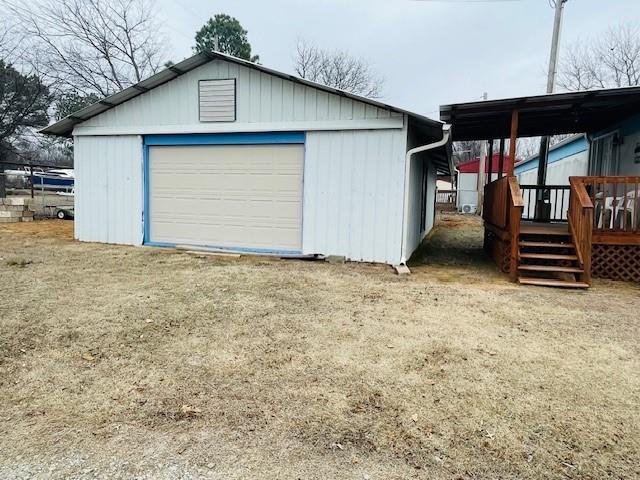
[517,138,542,161]
[6,0,167,98]
[293,40,383,98]
[452,141,483,166]
[559,23,640,91]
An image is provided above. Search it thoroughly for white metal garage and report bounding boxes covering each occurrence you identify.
[42,51,452,266]
[148,143,304,253]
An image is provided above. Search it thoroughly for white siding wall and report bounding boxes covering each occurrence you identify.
[79,59,399,131]
[517,151,589,185]
[425,162,437,235]
[74,135,143,245]
[404,158,437,259]
[405,159,424,258]
[303,128,408,264]
[457,173,479,210]
[70,57,422,264]
[457,172,502,211]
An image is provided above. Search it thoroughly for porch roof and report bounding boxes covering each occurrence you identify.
[440,86,640,141]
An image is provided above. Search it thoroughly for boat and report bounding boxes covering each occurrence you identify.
[31,168,74,191]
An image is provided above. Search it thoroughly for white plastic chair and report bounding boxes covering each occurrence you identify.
[614,191,638,230]
[599,196,616,229]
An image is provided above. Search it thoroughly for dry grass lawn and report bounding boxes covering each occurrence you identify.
[0,217,639,479]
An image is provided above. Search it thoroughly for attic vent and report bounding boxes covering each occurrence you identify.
[199,79,236,122]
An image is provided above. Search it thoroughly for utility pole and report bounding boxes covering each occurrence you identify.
[536,0,568,219]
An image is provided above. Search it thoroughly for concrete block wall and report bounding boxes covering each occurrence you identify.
[0,198,35,223]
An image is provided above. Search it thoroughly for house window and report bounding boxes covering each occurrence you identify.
[199,79,236,122]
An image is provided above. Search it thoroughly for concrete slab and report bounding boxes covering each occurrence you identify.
[326,255,346,264]
[394,264,411,276]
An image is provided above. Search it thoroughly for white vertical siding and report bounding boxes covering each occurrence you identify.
[404,157,437,260]
[303,128,408,265]
[80,59,400,129]
[403,121,442,260]
[457,173,479,209]
[425,162,437,235]
[74,135,143,245]
[405,158,424,257]
[517,151,589,185]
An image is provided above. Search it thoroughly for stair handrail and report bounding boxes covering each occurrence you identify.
[507,176,524,281]
[568,177,594,285]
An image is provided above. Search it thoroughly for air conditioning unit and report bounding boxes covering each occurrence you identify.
[461,204,477,214]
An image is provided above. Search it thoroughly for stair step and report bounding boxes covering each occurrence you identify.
[519,253,578,261]
[518,277,589,289]
[520,224,570,236]
[519,241,575,249]
[518,265,584,274]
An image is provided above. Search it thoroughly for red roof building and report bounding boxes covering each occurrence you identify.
[456,154,513,174]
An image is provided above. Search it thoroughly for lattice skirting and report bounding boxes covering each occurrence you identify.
[592,244,640,282]
[484,228,511,274]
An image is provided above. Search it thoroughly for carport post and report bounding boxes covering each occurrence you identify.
[498,138,505,179]
[487,140,494,184]
[508,110,518,176]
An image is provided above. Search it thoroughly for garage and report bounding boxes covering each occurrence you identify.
[146,138,304,253]
[43,51,450,265]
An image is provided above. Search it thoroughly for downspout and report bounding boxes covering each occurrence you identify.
[399,123,452,264]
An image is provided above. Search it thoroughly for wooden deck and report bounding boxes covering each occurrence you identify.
[483,175,640,286]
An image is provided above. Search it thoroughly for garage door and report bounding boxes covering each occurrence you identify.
[148,144,303,252]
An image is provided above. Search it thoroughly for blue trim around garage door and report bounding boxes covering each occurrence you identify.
[143,131,305,147]
[142,131,306,255]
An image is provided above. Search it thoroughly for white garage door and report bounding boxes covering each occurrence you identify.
[148,144,303,252]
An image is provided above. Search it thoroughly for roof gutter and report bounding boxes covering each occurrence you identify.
[399,123,452,265]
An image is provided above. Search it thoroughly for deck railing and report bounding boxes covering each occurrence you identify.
[436,190,457,207]
[568,178,594,284]
[520,184,570,222]
[483,176,509,229]
[483,176,523,281]
[574,176,640,235]
[484,175,639,284]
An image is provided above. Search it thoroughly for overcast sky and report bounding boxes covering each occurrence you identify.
[155,0,639,120]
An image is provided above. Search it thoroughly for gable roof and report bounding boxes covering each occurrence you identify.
[42,51,442,137]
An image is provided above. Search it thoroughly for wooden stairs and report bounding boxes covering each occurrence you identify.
[516,223,589,289]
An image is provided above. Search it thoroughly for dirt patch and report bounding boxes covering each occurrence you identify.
[0,214,639,479]
[409,213,508,286]
[0,219,73,240]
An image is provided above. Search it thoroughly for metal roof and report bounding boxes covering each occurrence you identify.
[440,86,640,141]
[41,51,443,137]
